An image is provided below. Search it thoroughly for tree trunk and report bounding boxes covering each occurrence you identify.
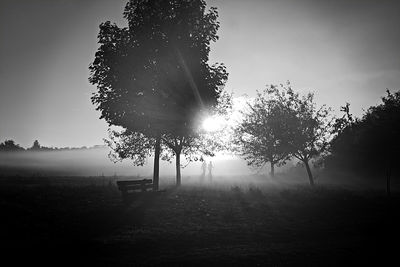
[270,162,275,177]
[153,134,161,191]
[304,160,314,186]
[176,152,181,187]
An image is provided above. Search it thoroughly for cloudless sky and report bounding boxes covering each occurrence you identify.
[1,0,399,148]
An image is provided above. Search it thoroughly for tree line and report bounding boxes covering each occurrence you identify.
[0,139,104,152]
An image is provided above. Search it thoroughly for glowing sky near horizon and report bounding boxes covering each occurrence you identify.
[1,0,399,148]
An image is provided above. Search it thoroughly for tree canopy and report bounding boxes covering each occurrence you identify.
[327,90,400,195]
[89,0,227,135]
[89,0,228,187]
[234,88,291,177]
[234,82,332,185]
[270,83,332,185]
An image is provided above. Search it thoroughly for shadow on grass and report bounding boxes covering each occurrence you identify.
[1,176,399,266]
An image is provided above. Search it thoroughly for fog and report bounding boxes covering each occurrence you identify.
[2,147,397,192]
[0,147,280,177]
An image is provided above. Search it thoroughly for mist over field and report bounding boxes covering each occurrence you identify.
[2,147,397,193]
[0,147,261,177]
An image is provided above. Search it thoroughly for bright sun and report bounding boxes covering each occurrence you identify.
[202,116,224,132]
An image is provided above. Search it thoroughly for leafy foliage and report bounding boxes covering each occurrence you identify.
[234,82,332,184]
[90,0,228,185]
[89,0,227,137]
[328,90,400,176]
[268,82,333,185]
[104,129,155,166]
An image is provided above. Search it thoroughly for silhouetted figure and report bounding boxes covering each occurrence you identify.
[201,161,207,182]
[208,161,213,182]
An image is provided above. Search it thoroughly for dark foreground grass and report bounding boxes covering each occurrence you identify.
[0,176,399,266]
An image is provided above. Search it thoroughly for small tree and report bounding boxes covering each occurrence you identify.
[233,89,291,177]
[267,82,332,185]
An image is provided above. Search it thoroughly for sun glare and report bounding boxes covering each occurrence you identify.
[202,116,224,132]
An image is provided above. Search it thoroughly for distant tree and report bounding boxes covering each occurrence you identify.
[89,0,227,189]
[268,82,332,186]
[29,140,41,151]
[0,140,25,152]
[328,90,400,196]
[233,88,291,177]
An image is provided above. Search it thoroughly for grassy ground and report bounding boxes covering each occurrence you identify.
[0,175,398,266]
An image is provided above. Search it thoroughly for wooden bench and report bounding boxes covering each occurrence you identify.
[116,179,154,203]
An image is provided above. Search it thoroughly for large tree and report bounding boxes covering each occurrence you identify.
[233,89,291,177]
[89,0,227,189]
[328,90,400,195]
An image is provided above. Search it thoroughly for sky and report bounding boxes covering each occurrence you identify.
[1,0,399,148]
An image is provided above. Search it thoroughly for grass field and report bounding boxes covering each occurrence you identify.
[0,175,399,266]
